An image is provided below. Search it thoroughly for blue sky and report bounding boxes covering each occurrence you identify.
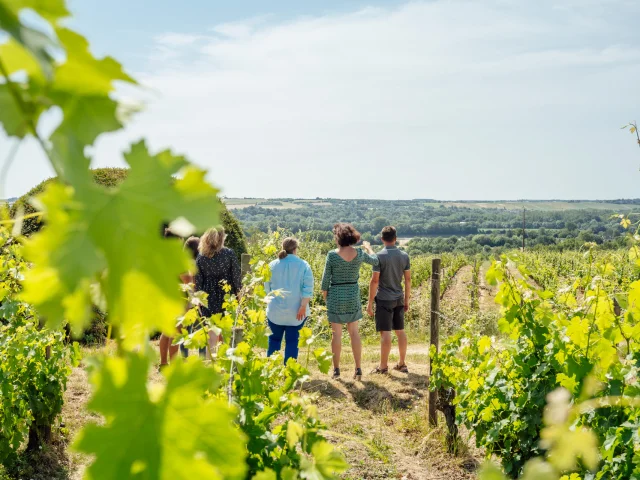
[2,0,640,200]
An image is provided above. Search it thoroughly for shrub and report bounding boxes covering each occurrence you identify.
[11,168,247,257]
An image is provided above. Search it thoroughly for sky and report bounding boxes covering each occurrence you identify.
[1,0,640,200]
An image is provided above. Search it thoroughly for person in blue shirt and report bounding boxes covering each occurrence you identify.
[265,237,314,363]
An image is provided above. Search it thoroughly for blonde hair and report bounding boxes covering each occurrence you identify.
[199,227,226,257]
[278,237,299,260]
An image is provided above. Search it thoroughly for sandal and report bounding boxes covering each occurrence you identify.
[393,364,409,373]
[354,368,363,381]
[370,367,389,375]
[332,368,341,379]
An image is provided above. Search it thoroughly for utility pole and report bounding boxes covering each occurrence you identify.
[522,207,526,251]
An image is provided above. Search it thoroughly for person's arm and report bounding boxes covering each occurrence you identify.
[403,255,411,312]
[367,271,380,317]
[298,263,314,320]
[321,254,331,302]
[360,244,379,267]
[362,241,375,255]
[297,297,310,321]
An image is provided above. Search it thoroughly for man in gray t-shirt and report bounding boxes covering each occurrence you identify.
[366,226,411,374]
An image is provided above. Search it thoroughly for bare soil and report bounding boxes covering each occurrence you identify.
[479,262,499,313]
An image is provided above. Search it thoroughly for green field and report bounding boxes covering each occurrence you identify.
[226,198,639,211]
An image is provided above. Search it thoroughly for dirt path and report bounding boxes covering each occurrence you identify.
[478,262,499,313]
[305,348,481,480]
[442,265,473,307]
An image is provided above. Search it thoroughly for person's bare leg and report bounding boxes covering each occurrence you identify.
[159,334,171,365]
[346,321,362,370]
[395,329,408,367]
[207,330,218,357]
[379,331,392,370]
[331,323,342,369]
[168,343,179,360]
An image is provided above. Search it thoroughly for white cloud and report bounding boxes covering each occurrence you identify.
[154,33,204,47]
[5,0,640,200]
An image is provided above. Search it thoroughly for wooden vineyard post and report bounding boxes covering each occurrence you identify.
[428,258,441,426]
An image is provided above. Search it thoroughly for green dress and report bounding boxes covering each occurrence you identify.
[321,248,379,324]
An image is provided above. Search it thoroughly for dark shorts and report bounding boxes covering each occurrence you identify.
[375,297,405,332]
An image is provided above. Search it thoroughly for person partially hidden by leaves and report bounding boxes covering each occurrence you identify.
[194,227,242,350]
[159,234,200,368]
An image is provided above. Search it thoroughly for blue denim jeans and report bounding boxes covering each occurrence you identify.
[267,318,306,363]
[180,324,206,358]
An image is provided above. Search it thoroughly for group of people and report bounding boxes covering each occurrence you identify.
[159,222,411,382]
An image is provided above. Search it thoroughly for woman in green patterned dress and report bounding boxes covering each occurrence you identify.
[321,223,378,380]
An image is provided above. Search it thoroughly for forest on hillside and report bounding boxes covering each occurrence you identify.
[232,199,635,254]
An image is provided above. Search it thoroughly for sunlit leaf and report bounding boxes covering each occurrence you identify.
[21,141,220,347]
[74,353,247,479]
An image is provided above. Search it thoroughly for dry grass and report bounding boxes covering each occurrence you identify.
[50,342,481,480]
[300,345,482,479]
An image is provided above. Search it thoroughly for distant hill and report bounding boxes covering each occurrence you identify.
[225,198,640,212]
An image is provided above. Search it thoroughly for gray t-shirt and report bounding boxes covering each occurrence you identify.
[373,245,410,301]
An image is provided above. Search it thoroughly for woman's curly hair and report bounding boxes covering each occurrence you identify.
[333,223,361,247]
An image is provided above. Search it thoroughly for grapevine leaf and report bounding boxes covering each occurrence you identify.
[54,28,135,96]
[281,467,299,480]
[0,83,27,137]
[313,348,332,374]
[300,441,348,480]
[298,327,313,348]
[478,336,491,354]
[478,463,508,480]
[252,470,277,480]
[520,458,556,480]
[0,40,46,137]
[20,183,106,330]
[485,263,501,286]
[555,373,577,394]
[2,0,69,23]
[21,141,220,346]
[74,354,247,480]
[46,28,136,181]
[0,38,42,79]
[0,2,58,78]
[287,421,304,448]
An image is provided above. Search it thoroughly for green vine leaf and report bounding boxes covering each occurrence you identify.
[21,141,220,346]
[0,39,47,137]
[0,0,71,79]
[300,441,348,480]
[0,83,28,137]
[47,28,137,182]
[2,0,69,23]
[74,354,247,479]
[54,28,135,95]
